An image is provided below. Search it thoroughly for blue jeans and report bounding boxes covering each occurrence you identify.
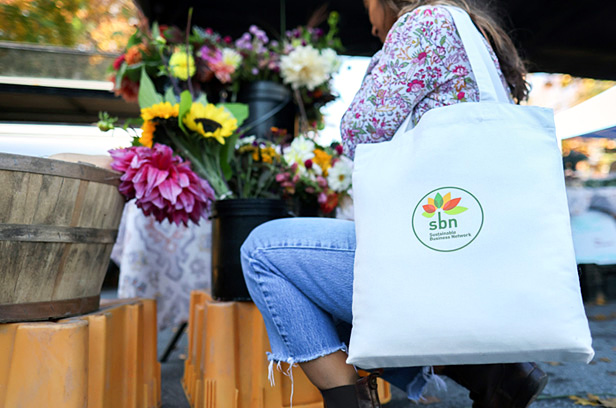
[240,217,429,401]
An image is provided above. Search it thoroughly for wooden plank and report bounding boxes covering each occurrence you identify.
[0,152,120,186]
[0,295,100,322]
[0,224,118,243]
[32,174,80,226]
[77,181,125,229]
[0,241,64,303]
[52,243,112,299]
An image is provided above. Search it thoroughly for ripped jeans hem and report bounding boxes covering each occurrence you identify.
[265,344,348,386]
[265,344,348,408]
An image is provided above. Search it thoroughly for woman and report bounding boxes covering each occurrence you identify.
[241,0,547,406]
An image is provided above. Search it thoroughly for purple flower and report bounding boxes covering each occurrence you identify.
[249,25,269,43]
[109,144,215,226]
[235,33,253,50]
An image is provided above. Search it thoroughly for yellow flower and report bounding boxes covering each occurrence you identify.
[183,103,238,144]
[169,51,196,80]
[139,120,156,147]
[138,102,179,147]
[259,146,278,164]
[141,102,179,121]
[313,148,332,175]
[239,145,257,155]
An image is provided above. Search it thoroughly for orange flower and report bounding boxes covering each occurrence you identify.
[312,149,332,175]
[125,45,143,65]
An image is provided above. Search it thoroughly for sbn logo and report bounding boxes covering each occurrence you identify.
[429,212,458,230]
[421,192,468,231]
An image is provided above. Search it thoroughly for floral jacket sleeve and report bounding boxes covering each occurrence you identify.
[340,6,505,159]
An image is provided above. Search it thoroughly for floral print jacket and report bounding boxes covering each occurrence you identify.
[340,6,509,159]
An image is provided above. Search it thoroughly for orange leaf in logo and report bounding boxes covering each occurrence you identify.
[423,204,436,213]
[443,193,451,205]
[442,197,461,211]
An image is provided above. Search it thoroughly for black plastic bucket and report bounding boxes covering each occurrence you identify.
[237,81,295,141]
[211,198,289,301]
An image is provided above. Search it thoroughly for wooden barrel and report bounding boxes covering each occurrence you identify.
[0,153,125,322]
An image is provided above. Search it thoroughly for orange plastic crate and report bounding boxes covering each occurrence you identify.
[182,291,391,408]
[0,298,161,408]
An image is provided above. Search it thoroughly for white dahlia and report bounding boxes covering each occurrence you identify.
[280,45,329,90]
[320,48,341,75]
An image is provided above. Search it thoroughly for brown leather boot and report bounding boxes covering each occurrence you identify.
[436,363,548,408]
[321,373,382,408]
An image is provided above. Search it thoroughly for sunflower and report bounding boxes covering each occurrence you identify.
[138,102,180,147]
[183,103,238,144]
[141,102,179,122]
[139,119,157,147]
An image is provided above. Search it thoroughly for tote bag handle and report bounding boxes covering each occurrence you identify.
[394,6,511,136]
[443,6,510,104]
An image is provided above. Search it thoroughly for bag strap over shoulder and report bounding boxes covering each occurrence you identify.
[392,6,511,139]
[443,6,510,104]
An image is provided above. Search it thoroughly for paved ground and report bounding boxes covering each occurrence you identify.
[155,300,616,408]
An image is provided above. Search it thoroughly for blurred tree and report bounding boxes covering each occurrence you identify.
[0,0,140,52]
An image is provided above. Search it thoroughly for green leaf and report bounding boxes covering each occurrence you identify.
[163,87,178,103]
[178,90,192,133]
[257,169,272,190]
[440,36,446,46]
[138,68,163,108]
[114,63,126,88]
[422,212,436,218]
[122,117,144,130]
[220,131,240,180]
[131,136,142,146]
[151,22,160,40]
[219,103,249,127]
[434,193,443,209]
[445,207,468,215]
[126,30,140,48]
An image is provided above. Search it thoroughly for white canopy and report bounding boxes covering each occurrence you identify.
[555,86,616,140]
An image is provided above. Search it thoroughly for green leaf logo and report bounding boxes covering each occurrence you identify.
[423,192,467,215]
[434,193,444,209]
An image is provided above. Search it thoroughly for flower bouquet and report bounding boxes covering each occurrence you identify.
[276,133,353,216]
[105,67,287,226]
[108,11,343,131]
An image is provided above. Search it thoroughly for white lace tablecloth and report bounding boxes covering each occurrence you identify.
[111,201,212,331]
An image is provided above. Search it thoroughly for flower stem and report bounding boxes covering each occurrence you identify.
[294,88,309,134]
[165,131,232,199]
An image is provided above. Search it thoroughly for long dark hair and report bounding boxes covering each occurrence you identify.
[379,0,529,103]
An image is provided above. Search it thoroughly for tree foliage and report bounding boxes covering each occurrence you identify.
[0,0,139,52]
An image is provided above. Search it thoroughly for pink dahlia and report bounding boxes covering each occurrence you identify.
[109,144,216,226]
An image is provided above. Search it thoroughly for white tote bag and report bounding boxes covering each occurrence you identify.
[348,6,594,369]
